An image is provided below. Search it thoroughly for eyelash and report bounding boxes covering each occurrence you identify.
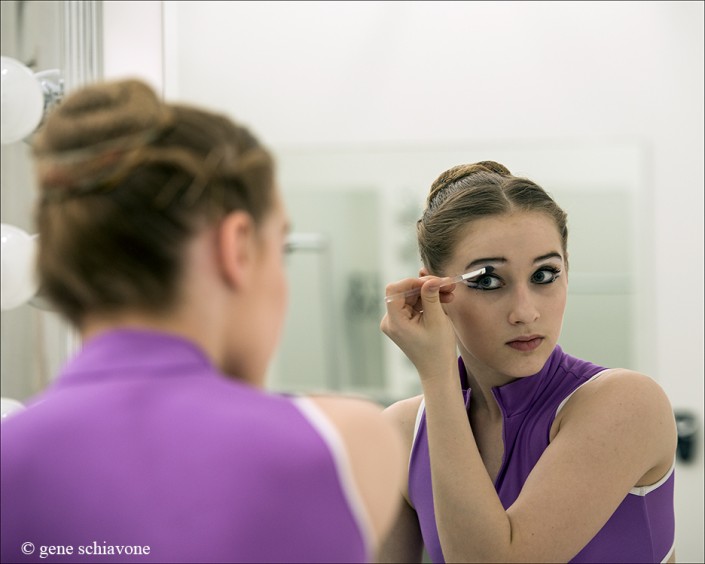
[464,266,562,291]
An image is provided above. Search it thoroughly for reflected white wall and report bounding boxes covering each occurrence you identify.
[270,189,384,395]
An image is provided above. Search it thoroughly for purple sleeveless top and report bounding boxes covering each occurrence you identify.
[408,345,675,563]
[1,330,372,563]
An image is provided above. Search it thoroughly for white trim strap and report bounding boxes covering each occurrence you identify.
[555,368,614,416]
[290,396,375,556]
[630,460,675,496]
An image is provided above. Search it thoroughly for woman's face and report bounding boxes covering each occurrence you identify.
[440,211,568,382]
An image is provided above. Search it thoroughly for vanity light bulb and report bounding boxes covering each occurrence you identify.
[0,223,39,311]
[0,397,25,419]
[1,56,45,145]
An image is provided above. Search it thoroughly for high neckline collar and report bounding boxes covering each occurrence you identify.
[458,345,564,417]
[57,328,215,383]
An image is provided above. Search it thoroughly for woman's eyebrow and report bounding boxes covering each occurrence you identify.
[464,252,563,270]
[465,257,506,270]
[533,252,563,263]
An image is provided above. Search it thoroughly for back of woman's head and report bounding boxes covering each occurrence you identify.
[32,79,275,327]
[417,161,568,274]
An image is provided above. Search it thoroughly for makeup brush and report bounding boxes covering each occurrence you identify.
[384,266,494,303]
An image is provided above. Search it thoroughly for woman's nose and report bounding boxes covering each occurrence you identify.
[507,285,540,325]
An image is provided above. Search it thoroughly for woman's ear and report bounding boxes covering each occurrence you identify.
[419,266,430,277]
[216,211,256,289]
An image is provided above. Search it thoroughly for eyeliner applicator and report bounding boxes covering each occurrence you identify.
[384,266,494,303]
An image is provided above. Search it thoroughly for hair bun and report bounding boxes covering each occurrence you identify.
[33,79,173,155]
[427,160,511,206]
[472,161,511,176]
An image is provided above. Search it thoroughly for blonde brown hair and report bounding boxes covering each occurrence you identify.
[32,79,275,326]
[417,161,568,274]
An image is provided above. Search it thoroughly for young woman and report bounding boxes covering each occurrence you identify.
[0,79,403,564]
[379,161,677,563]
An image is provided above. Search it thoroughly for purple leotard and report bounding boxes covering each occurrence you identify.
[1,329,372,563]
[408,345,675,563]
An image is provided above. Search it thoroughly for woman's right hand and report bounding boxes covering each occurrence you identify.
[380,276,460,380]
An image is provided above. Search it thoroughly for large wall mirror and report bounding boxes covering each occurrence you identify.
[163,2,654,402]
[267,145,649,402]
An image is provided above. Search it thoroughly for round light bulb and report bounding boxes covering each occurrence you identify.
[1,223,39,310]
[1,56,45,144]
[1,397,25,419]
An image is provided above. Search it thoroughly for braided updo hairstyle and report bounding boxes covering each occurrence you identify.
[417,161,568,275]
[32,79,275,326]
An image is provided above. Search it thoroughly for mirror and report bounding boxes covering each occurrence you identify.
[264,144,648,402]
[162,2,656,401]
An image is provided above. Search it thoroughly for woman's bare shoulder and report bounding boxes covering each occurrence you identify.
[556,368,677,482]
[382,394,425,444]
[303,393,397,440]
[300,392,408,467]
[567,368,673,415]
[307,393,424,451]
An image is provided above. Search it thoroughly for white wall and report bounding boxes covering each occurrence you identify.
[102,0,163,92]
[103,1,703,560]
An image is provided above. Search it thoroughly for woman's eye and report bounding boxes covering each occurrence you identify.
[532,267,561,284]
[465,275,503,291]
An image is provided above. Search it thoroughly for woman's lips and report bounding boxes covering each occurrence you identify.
[506,336,544,352]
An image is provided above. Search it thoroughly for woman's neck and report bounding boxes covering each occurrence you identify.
[459,353,518,419]
[81,308,220,365]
